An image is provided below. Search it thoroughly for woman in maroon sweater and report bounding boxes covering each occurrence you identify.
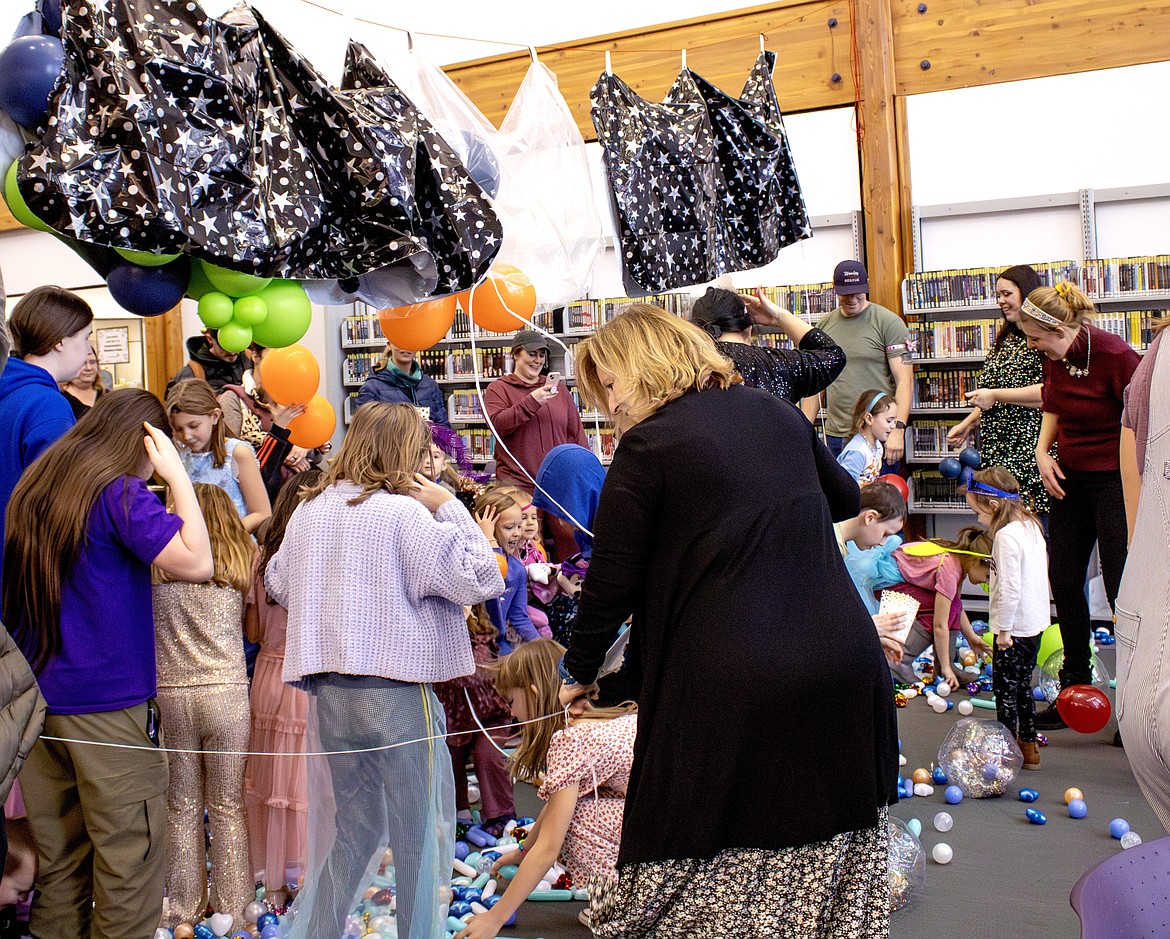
[1018,282,1139,729]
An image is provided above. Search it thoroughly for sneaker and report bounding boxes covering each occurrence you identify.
[1019,738,1041,770]
[1034,705,1068,730]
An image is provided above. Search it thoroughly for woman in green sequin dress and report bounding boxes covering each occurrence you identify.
[948,265,1049,516]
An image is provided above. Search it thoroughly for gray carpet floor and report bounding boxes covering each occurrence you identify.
[487,643,1158,938]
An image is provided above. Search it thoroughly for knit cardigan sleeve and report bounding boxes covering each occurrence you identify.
[400,499,506,605]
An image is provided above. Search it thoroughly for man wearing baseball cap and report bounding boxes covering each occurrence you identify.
[484,328,588,559]
[801,259,913,466]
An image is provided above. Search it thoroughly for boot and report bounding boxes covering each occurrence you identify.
[1019,738,1041,771]
[1034,703,1067,730]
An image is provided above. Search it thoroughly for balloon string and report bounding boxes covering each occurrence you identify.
[38,705,565,758]
[466,285,594,539]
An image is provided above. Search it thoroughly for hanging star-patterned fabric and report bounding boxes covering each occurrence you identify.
[591,53,809,294]
[15,0,500,295]
[665,52,810,274]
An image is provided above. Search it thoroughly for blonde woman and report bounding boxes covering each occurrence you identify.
[264,402,503,939]
[60,345,107,419]
[558,305,897,937]
[1017,282,1139,730]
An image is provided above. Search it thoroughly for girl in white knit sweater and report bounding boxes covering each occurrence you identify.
[965,466,1050,770]
[265,403,504,939]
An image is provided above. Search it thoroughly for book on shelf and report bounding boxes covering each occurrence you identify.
[1079,255,1170,296]
[912,368,981,408]
[909,470,968,510]
[904,262,1078,310]
[908,420,976,461]
[911,320,999,359]
[457,427,496,462]
[737,282,837,322]
[1091,308,1157,351]
[586,426,617,463]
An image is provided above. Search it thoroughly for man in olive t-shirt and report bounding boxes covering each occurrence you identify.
[800,260,914,464]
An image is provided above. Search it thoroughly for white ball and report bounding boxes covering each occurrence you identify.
[957,700,974,716]
[467,784,481,804]
[934,811,953,832]
[904,688,918,699]
[1121,831,1143,850]
[931,698,949,714]
[899,754,908,766]
[932,842,954,864]
[913,783,935,797]
[936,681,951,697]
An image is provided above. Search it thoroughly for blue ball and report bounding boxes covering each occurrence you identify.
[960,466,975,487]
[1026,808,1047,825]
[959,447,982,469]
[0,35,65,128]
[1018,788,1039,803]
[483,895,500,910]
[256,912,279,930]
[260,927,280,939]
[946,700,954,710]
[449,901,473,918]
[1032,686,1047,701]
[1068,799,1088,819]
[932,767,948,785]
[1110,818,1131,839]
[945,785,964,804]
[939,456,963,479]
[464,888,482,903]
[454,840,470,860]
[982,762,999,781]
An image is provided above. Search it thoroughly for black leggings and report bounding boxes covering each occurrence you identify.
[993,634,1041,741]
[1048,468,1128,686]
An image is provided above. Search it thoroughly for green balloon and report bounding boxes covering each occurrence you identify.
[197,292,234,329]
[200,261,272,298]
[115,247,182,267]
[217,319,253,354]
[185,260,217,300]
[1037,622,1063,667]
[233,295,268,326]
[4,161,53,233]
[249,280,312,348]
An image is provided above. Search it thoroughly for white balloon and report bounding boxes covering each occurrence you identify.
[936,681,951,697]
[957,700,974,716]
[932,842,954,864]
[933,811,953,832]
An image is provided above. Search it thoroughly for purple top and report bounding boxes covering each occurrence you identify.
[489,551,538,654]
[1123,331,1164,475]
[36,476,182,715]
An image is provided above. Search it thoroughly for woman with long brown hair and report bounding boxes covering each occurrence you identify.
[264,402,504,939]
[558,305,897,937]
[2,388,212,938]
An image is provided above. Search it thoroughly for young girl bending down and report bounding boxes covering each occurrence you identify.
[456,639,637,939]
[154,484,255,926]
[886,527,994,689]
[167,378,271,533]
[265,402,504,939]
[433,603,515,836]
[838,390,898,485]
[244,470,321,900]
[965,467,1049,770]
[475,489,542,653]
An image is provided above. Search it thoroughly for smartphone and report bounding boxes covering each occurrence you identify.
[546,371,560,394]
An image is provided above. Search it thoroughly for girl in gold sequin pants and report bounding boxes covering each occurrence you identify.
[153,485,256,927]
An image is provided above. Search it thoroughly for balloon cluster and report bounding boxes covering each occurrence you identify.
[937,717,1023,798]
[377,263,537,352]
[939,447,982,488]
[258,345,335,450]
[193,264,313,352]
[1036,648,1111,706]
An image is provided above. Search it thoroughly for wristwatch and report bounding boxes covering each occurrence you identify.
[894,420,907,430]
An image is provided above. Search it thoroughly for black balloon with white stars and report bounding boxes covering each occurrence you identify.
[592,52,810,295]
[15,0,501,292]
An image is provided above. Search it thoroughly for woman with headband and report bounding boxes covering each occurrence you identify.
[1017,281,1139,732]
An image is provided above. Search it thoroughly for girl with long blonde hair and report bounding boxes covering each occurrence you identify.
[153,483,256,927]
[457,638,637,939]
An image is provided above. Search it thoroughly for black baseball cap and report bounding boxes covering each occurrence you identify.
[833,260,869,295]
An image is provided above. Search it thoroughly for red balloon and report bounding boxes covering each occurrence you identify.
[874,473,910,502]
[1055,684,1112,734]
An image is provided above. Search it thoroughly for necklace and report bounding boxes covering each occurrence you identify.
[1063,327,1091,378]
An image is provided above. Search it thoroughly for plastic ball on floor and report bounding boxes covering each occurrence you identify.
[1032,686,1047,701]
[173,927,195,939]
[912,768,931,784]
[888,816,926,911]
[937,718,1023,798]
[906,818,923,837]
[1026,808,1047,825]
[255,912,279,931]
[930,697,949,714]
[1064,787,1084,804]
[1018,788,1039,803]
[957,700,974,716]
[1068,799,1088,819]
[1121,831,1143,849]
[932,766,948,784]
[1110,818,1131,839]
[260,927,280,939]
[154,930,173,939]
[936,681,951,697]
[934,811,953,832]
[913,783,935,797]
[944,785,964,804]
[931,842,954,864]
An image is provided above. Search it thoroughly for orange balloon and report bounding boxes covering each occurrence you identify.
[259,344,320,405]
[378,295,458,351]
[288,394,336,449]
[466,264,537,333]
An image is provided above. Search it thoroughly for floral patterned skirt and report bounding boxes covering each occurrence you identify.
[587,807,890,939]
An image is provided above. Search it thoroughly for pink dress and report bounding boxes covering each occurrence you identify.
[538,712,638,884]
[243,562,308,889]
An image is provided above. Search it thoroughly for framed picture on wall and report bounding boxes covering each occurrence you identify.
[95,326,130,365]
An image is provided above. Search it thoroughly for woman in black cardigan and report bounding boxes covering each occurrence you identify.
[560,305,897,938]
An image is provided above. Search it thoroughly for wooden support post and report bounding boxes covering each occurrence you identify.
[143,305,185,398]
[854,0,908,314]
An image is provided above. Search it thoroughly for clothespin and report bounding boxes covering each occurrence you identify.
[604,50,612,74]
[681,48,687,69]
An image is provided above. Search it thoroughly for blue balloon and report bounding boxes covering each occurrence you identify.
[960,466,975,487]
[1026,808,1047,825]
[939,456,962,479]
[106,256,192,316]
[458,130,500,199]
[259,927,280,939]
[256,912,279,930]
[945,785,964,804]
[39,0,63,38]
[0,35,65,128]
[1018,787,1039,803]
[1068,799,1088,819]
[959,447,983,469]
[1109,818,1131,839]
